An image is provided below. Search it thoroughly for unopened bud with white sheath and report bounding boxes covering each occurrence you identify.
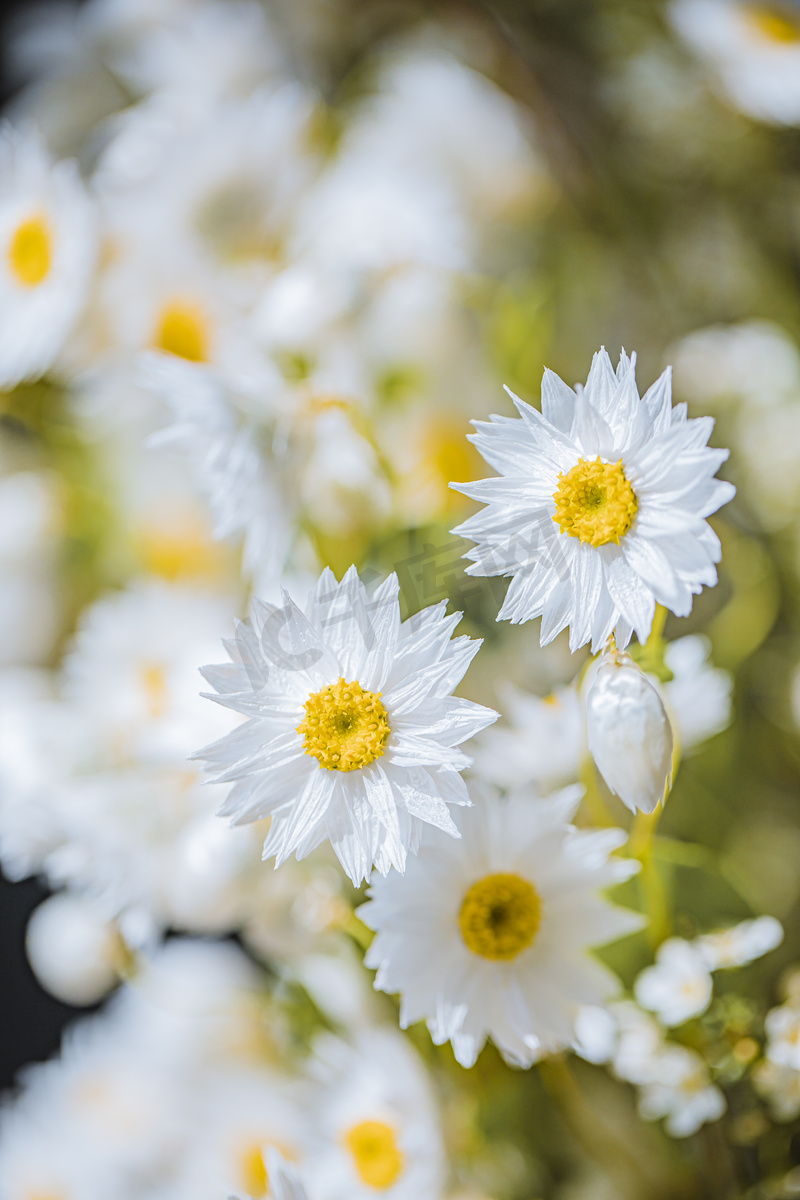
[586,648,673,814]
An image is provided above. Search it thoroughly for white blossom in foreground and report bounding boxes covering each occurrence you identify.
[307,1030,446,1200]
[634,938,713,1027]
[0,123,96,387]
[671,0,800,126]
[452,348,734,651]
[585,648,673,814]
[636,1044,725,1137]
[695,914,783,969]
[359,787,642,1068]
[196,567,497,885]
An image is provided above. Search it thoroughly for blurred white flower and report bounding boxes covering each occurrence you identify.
[197,567,497,884]
[661,634,732,753]
[352,47,546,224]
[109,0,285,106]
[61,578,237,765]
[609,1001,667,1084]
[0,668,86,881]
[472,682,586,793]
[671,321,800,411]
[634,938,713,1027]
[307,1029,447,1200]
[754,1059,800,1122]
[694,914,783,969]
[174,1067,309,1199]
[360,786,642,1068]
[454,348,734,650]
[671,0,800,125]
[144,353,290,577]
[586,648,673,815]
[636,1044,725,1137]
[25,891,120,1006]
[0,123,96,386]
[765,1001,800,1070]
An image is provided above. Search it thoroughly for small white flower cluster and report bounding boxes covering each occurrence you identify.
[576,1001,726,1138]
[574,917,782,1137]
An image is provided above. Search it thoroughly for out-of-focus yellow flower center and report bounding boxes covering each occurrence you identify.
[297,678,390,772]
[239,1143,268,1197]
[9,215,52,286]
[135,521,227,582]
[154,301,209,362]
[344,1120,404,1189]
[745,4,800,42]
[459,873,541,961]
[552,457,638,548]
[140,663,168,719]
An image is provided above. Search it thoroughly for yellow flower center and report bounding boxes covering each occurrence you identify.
[552,457,638,548]
[297,678,390,772]
[9,215,52,287]
[459,873,541,961]
[154,301,209,362]
[344,1120,404,1190]
[239,1143,268,1197]
[140,663,168,720]
[745,4,800,42]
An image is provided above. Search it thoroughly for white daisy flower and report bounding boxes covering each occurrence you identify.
[633,938,713,1027]
[0,123,96,387]
[196,567,497,885]
[671,0,800,126]
[452,347,735,651]
[359,786,642,1068]
[306,1029,446,1200]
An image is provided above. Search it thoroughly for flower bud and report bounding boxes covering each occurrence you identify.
[586,649,673,814]
[26,892,120,1006]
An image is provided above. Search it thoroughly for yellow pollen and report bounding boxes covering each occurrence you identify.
[344,1120,404,1190]
[9,215,51,287]
[141,663,168,720]
[297,678,390,772]
[239,1143,268,1197]
[154,301,209,362]
[459,873,541,961]
[552,457,638,548]
[745,4,800,42]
